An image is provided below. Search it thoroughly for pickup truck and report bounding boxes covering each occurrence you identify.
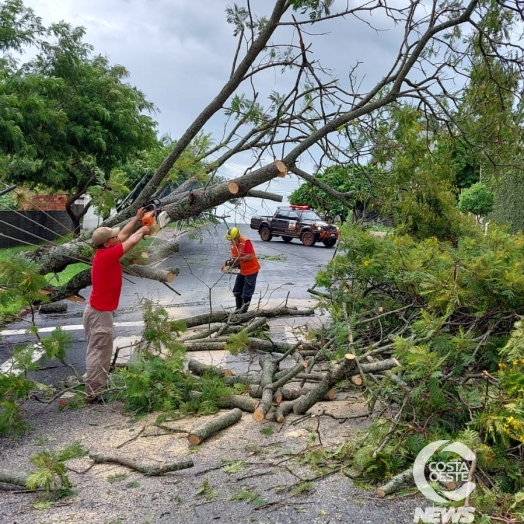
[250,205,339,247]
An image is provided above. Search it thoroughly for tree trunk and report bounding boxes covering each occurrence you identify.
[180,306,314,329]
[145,240,180,264]
[187,408,243,445]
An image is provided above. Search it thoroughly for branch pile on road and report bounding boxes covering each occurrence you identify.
[167,305,400,440]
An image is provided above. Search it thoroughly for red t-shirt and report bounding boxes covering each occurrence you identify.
[89,243,124,311]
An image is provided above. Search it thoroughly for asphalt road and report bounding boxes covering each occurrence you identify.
[0,223,335,385]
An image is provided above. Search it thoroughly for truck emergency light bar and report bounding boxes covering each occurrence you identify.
[289,205,309,210]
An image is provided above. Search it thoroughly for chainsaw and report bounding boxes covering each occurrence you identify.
[141,198,171,235]
[220,258,240,274]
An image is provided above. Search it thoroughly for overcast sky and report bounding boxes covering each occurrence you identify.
[21,0,401,218]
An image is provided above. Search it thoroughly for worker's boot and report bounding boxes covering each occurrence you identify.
[240,299,251,313]
[234,295,243,312]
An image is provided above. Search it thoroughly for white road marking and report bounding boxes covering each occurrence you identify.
[0,321,144,375]
[0,343,45,375]
[1,321,144,337]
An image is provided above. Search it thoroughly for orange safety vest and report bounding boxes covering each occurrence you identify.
[230,236,261,276]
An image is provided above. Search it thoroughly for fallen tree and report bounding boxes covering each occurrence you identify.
[5,0,520,303]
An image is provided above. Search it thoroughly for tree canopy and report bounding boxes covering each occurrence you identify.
[289,164,377,223]
[0,0,159,230]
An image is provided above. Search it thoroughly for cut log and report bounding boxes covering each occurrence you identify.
[376,469,413,498]
[225,373,262,386]
[274,370,324,382]
[292,354,357,415]
[292,373,333,415]
[39,302,68,314]
[331,353,358,382]
[253,386,274,422]
[228,181,240,194]
[249,354,278,398]
[89,453,194,476]
[275,399,298,423]
[128,264,179,283]
[351,375,363,387]
[187,359,232,377]
[359,358,400,373]
[281,387,336,401]
[273,387,283,404]
[0,468,31,487]
[241,317,269,334]
[190,392,258,413]
[217,395,258,413]
[187,408,243,446]
[250,360,309,399]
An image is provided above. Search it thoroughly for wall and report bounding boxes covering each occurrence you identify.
[21,194,69,211]
[0,210,74,248]
[0,192,76,248]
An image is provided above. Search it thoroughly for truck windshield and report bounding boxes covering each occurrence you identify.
[301,211,321,221]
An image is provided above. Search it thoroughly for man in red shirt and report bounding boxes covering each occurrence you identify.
[83,208,150,403]
[226,227,261,313]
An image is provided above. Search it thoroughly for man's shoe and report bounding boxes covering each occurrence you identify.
[85,394,110,405]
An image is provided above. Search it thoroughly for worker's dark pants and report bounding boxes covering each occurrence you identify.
[233,272,258,306]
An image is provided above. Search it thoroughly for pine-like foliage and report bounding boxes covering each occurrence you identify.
[316,219,524,517]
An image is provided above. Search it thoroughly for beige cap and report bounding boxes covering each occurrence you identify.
[92,226,120,247]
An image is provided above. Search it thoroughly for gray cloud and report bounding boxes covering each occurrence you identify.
[25,0,403,140]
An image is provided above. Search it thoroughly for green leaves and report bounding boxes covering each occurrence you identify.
[26,441,85,497]
[458,183,494,217]
[0,16,158,216]
[289,164,378,223]
[0,254,49,309]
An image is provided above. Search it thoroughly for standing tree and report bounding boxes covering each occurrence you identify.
[0,2,159,232]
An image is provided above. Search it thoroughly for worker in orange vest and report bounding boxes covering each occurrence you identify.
[225,227,261,312]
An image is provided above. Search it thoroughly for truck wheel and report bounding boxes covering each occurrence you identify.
[282,236,293,243]
[301,231,316,247]
[259,226,272,241]
[323,239,337,248]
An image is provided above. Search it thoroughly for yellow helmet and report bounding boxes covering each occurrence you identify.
[226,227,240,241]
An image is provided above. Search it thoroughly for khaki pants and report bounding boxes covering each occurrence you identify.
[83,304,114,398]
